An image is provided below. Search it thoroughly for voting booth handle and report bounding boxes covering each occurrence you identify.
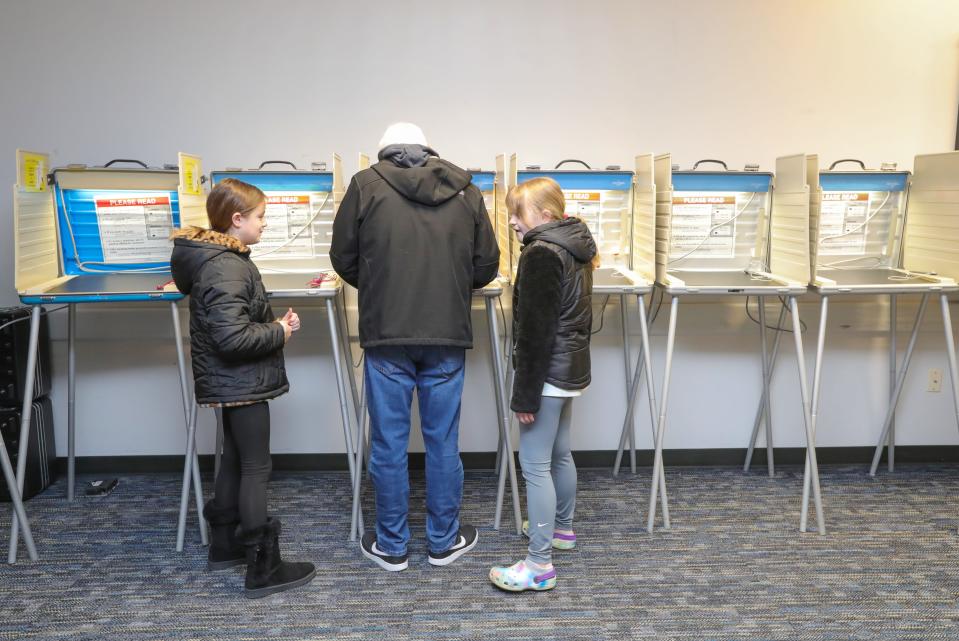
[828,159,866,171]
[692,159,728,171]
[554,159,591,170]
[258,160,298,170]
[102,159,149,169]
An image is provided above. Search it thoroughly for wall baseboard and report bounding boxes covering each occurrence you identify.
[57,446,959,475]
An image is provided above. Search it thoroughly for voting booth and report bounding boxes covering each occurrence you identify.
[172,157,367,541]
[649,154,825,535]
[500,155,664,517]
[771,156,959,504]
[9,150,208,562]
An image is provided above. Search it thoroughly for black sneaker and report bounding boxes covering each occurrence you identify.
[428,524,478,567]
[361,531,409,572]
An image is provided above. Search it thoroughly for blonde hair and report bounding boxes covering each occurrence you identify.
[507,177,600,269]
[506,177,567,225]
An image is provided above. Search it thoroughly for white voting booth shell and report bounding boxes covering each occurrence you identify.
[648,154,825,534]
[501,154,666,523]
[9,150,210,563]
[181,154,373,544]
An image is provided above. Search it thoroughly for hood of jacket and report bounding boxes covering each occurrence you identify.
[170,226,250,295]
[523,218,597,264]
[371,157,473,207]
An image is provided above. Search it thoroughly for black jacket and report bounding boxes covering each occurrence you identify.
[511,219,597,413]
[171,227,289,406]
[330,157,500,348]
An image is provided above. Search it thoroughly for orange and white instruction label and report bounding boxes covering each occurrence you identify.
[94,193,174,263]
[819,192,869,255]
[253,191,331,259]
[670,193,738,258]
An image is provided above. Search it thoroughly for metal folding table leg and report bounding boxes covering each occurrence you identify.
[67,304,77,501]
[612,340,643,477]
[648,296,678,533]
[8,305,41,563]
[1,431,37,562]
[938,294,959,456]
[801,297,828,532]
[326,298,359,540]
[489,297,522,534]
[613,295,640,474]
[870,293,930,476]
[176,402,200,552]
[888,294,897,472]
[171,302,208,547]
[350,375,368,541]
[759,298,774,476]
[744,301,787,473]
[620,295,637,472]
[335,287,362,430]
[789,296,825,535]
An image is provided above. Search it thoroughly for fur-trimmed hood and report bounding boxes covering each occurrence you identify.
[171,226,250,295]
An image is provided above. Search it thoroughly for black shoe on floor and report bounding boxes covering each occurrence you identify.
[428,524,478,567]
[360,531,409,572]
[240,518,316,599]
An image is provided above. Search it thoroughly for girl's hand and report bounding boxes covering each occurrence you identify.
[277,318,293,342]
[516,412,536,425]
[283,307,301,332]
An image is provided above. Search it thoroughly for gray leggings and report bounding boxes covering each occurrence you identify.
[519,395,577,565]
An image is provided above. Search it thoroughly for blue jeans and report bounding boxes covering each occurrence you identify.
[364,345,466,556]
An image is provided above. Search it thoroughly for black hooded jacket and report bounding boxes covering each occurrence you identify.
[330,157,500,348]
[170,227,289,406]
[511,218,597,414]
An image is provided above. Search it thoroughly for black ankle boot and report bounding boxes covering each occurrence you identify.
[202,500,245,571]
[239,518,316,599]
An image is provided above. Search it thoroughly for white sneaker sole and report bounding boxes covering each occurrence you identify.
[428,532,478,567]
[361,545,408,572]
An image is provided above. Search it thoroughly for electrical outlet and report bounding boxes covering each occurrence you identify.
[928,369,943,393]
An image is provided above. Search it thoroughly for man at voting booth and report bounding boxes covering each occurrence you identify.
[330,123,500,571]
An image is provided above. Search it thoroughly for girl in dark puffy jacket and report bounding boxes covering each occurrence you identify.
[489,177,597,592]
[171,178,314,599]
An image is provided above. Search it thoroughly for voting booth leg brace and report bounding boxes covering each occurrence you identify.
[489,295,522,534]
[650,296,825,534]
[743,300,789,476]
[869,293,959,477]
[4,305,41,563]
[612,294,670,526]
[615,295,637,473]
[171,301,210,551]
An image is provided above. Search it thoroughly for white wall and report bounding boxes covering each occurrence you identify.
[2,0,958,458]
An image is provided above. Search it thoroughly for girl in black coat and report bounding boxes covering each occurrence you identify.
[490,177,597,592]
[171,178,314,599]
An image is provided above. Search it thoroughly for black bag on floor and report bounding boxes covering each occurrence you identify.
[0,306,52,407]
[0,396,56,502]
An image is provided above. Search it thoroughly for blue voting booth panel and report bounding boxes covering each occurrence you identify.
[55,186,182,275]
[819,172,909,192]
[210,171,334,192]
[672,172,773,193]
[518,171,632,191]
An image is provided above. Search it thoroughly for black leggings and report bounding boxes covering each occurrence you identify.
[213,402,272,530]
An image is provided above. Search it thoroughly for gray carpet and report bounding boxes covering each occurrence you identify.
[2,464,959,640]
